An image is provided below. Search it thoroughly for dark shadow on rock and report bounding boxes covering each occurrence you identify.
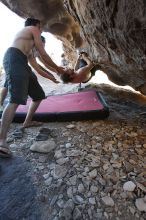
[83,83,146,122]
[0,156,44,220]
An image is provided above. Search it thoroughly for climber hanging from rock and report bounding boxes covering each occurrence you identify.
[60,52,100,84]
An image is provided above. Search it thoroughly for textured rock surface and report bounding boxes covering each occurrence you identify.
[65,1,146,93]
[0,0,146,93]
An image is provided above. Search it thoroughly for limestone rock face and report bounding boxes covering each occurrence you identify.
[1,0,146,93]
[65,1,146,93]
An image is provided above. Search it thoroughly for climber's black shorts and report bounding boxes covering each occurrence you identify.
[3,47,45,105]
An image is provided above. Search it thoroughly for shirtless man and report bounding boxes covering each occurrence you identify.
[0,36,58,110]
[0,18,66,157]
[60,53,95,84]
[28,35,59,84]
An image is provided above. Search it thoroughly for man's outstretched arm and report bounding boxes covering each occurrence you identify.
[31,27,66,75]
[28,56,59,83]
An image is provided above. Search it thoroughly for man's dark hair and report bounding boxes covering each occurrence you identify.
[60,73,72,83]
[25,18,40,27]
[41,35,46,43]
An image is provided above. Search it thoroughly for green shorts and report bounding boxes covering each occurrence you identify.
[3,47,45,105]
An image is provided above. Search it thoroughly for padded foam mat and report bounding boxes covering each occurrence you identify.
[1,90,109,122]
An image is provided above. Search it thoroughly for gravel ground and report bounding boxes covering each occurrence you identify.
[0,77,146,220]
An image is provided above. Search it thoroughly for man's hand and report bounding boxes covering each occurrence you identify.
[49,75,60,84]
[57,66,67,75]
[52,78,60,84]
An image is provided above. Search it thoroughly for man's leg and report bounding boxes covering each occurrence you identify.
[81,53,94,66]
[75,53,96,83]
[0,103,18,157]
[23,100,42,128]
[0,87,8,107]
[76,57,94,78]
[23,71,45,128]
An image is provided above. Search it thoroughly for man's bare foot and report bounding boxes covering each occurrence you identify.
[23,121,43,128]
[0,145,12,158]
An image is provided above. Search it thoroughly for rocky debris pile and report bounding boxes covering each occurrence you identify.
[1,80,146,219]
[6,118,146,220]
